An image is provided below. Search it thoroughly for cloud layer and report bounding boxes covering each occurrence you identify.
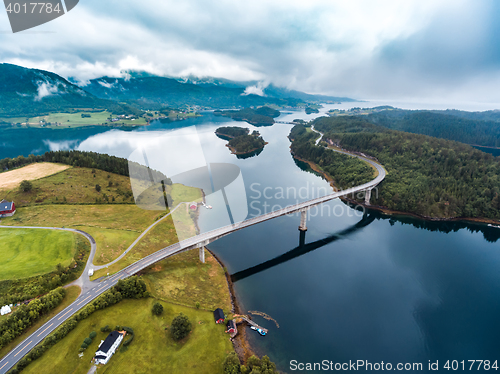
[1,0,499,104]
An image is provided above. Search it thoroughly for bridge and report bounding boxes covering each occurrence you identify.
[0,145,385,374]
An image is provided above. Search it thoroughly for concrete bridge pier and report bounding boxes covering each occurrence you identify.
[197,241,209,263]
[364,188,372,205]
[198,245,205,263]
[299,208,308,231]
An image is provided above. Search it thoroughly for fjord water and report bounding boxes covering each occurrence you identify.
[4,108,500,372]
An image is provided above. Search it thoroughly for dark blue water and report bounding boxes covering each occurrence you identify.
[2,112,500,373]
[473,145,500,157]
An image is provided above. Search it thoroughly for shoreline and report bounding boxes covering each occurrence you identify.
[204,246,258,363]
[293,155,500,226]
[226,143,267,156]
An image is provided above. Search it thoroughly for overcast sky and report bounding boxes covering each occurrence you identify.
[1,0,500,105]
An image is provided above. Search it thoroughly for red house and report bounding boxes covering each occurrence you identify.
[226,320,236,334]
[213,308,225,324]
[0,200,15,217]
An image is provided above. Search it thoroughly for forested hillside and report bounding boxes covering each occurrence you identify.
[289,125,374,189]
[0,64,134,117]
[367,110,500,147]
[214,106,280,126]
[83,76,301,109]
[310,116,500,220]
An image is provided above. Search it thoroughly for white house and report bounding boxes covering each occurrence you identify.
[0,305,12,316]
[94,331,124,365]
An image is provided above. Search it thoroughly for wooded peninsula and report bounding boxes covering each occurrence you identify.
[290,116,500,221]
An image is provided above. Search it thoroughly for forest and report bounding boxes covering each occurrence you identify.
[309,116,500,220]
[216,126,267,154]
[215,126,249,139]
[214,106,280,126]
[366,109,500,147]
[289,125,374,189]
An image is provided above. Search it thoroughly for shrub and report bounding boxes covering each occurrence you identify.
[152,302,164,316]
[123,334,134,346]
[19,180,33,192]
[83,337,92,345]
[100,325,110,333]
[223,352,241,374]
[195,302,200,309]
[95,184,101,192]
[170,313,192,341]
[89,331,97,339]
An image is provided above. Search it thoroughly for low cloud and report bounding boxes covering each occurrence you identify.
[1,0,500,105]
[243,81,269,96]
[35,81,61,101]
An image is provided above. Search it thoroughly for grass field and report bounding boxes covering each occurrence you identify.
[0,228,77,280]
[0,286,81,360]
[1,164,204,274]
[0,163,71,190]
[0,166,137,207]
[22,298,233,374]
[143,249,232,311]
[1,205,161,231]
[169,183,203,205]
[91,215,179,279]
[0,111,148,128]
[0,164,201,210]
[85,227,140,266]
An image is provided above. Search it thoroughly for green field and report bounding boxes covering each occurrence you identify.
[143,249,232,311]
[85,227,140,266]
[23,298,234,374]
[0,111,148,128]
[0,167,137,207]
[1,205,161,232]
[0,228,76,280]
[91,215,180,279]
[0,110,201,129]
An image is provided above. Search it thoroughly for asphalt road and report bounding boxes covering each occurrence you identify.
[0,146,385,374]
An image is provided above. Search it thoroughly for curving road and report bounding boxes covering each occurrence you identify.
[0,146,385,374]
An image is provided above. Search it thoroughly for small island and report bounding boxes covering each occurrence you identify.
[305,106,320,114]
[213,106,280,126]
[215,126,267,158]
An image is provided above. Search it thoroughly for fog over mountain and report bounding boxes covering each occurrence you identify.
[1,0,500,105]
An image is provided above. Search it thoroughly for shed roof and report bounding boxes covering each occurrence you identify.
[213,308,224,321]
[96,331,121,355]
[0,200,13,212]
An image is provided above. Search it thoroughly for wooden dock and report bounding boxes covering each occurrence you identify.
[237,315,268,334]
